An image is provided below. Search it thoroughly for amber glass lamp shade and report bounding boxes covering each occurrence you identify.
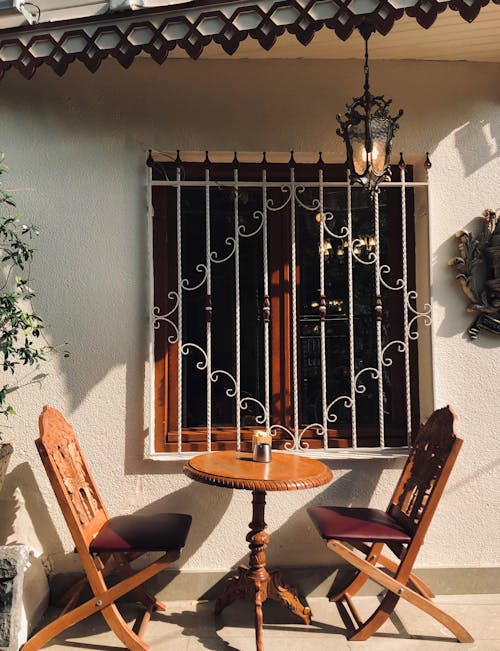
[337,33,403,195]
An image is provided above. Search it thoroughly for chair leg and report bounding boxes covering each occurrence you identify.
[59,554,166,615]
[129,584,166,613]
[55,552,124,609]
[56,578,88,614]
[328,539,474,643]
[404,569,435,599]
[114,552,167,613]
[24,601,151,651]
[22,592,114,651]
[100,603,150,651]
[349,542,435,599]
[348,591,400,641]
[348,584,473,644]
[330,543,384,602]
[23,551,178,650]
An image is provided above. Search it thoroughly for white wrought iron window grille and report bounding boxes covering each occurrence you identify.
[146,151,432,458]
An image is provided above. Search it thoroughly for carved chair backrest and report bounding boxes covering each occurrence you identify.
[36,406,109,551]
[387,406,462,542]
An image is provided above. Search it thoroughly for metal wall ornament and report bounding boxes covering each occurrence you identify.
[336,26,403,197]
[449,208,500,339]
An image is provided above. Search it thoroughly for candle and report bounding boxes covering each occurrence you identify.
[252,430,272,450]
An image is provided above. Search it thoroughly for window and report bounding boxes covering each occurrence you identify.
[148,153,430,456]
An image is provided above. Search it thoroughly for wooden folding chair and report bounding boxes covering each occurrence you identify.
[308,405,473,643]
[24,406,192,651]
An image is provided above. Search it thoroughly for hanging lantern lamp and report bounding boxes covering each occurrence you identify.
[336,25,403,195]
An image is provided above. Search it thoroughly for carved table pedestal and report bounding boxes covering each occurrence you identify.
[184,450,332,651]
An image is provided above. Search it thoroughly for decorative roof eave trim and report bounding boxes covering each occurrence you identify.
[0,0,497,79]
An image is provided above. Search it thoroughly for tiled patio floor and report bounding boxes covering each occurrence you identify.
[35,594,500,650]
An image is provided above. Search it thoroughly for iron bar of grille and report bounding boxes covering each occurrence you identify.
[400,165,412,442]
[318,167,328,448]
[347,177,357,448]
[426,160,437,412]
[176,165,183,453]
[290,163,299,444]
[374,191,385,447]
[146,162,156,456]
[205,164,212,451]
[234,165,242,449]
[262,164,271,433]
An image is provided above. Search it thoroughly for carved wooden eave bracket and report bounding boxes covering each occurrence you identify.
[0,0,498,79]
[449,209,500,339]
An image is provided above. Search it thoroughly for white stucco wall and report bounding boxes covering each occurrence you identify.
[0,57,498,579]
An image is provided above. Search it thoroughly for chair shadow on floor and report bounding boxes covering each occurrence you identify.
[35,594,347,650]
[37,594,466,651]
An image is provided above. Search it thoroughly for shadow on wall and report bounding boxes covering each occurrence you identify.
[135,459,399,598]
[0,463,64,560]
[242,460,398,595]
[133,480,233,568]
[454,115,499,178]
[16,453,399,602]
[20,471,233,598]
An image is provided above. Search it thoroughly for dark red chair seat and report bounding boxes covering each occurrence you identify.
[90,513,192,553]
[308,506,411,543]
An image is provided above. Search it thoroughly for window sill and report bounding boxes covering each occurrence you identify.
[146,447,410,462]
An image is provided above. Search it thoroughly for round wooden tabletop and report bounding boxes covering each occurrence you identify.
[184,450,332,491]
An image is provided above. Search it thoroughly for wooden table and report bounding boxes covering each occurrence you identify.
[184,450,332,651]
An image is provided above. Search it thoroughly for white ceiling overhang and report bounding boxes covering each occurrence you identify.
[0,0,498,79]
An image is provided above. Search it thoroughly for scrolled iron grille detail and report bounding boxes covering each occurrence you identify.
[0,0,497,80]
[151,158,430,452]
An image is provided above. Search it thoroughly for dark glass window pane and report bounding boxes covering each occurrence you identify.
[298,187,399,429]
[181,186,265,427]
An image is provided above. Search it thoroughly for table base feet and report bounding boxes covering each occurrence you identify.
[214,565,252,615]
[268,569,312,625]
[214,565,311,625]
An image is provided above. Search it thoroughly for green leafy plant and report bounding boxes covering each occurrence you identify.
[0,156,47,434]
